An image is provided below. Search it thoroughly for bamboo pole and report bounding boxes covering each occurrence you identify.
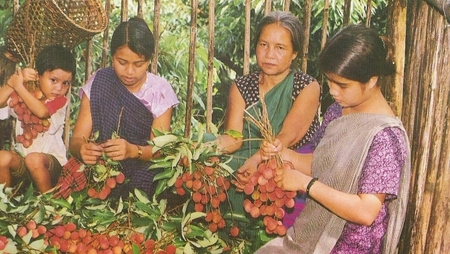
[243,0,251,75]
[206,0,215,133]
[384,0,407,117]
[301,0,312,72]
[343,0,351,26]
[365,0,373,27]
[151,0,161,74]
[13,0,19,13]
[184,0,198,137]
[121,0,128,22]
[398,1,450,253]
[321,0,330,50]
[101,0,111,68]
[85,40,93,83]
[284,0,291,11]
[137,0,144,18]
[265,0,272,15]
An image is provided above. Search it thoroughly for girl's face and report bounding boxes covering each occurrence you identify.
[325,73,376,112]
[112,46,150,92]
[256,23,297,77]
[38,69,72,101]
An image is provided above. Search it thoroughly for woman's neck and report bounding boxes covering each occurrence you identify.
[343,91,395,116]
[259,69,291,90]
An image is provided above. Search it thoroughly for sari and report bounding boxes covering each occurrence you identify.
[227,71,295,171]
[256,113,411,254]
[90,67,158,198]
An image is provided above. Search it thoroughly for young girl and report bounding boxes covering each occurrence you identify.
[0,45,76,193]
[69,17,179,198]
[250,24,411,253]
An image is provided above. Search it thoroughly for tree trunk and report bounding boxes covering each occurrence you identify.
[151,0,161,74]
[300,0,312,72]
[384,0,407,117]
[243,0,251,75]
[184,0,198,137]
[398,0,450,253]
[206,0,215,132]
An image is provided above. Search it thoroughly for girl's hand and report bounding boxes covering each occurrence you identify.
[102,138,131,161]
[7,68,25,90]
[260,139,283,160]
[80,142,103,165]
[274,165,305,192]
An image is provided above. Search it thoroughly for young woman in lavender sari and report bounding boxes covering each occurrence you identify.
[69,17,179,198]
[250,24,411,253]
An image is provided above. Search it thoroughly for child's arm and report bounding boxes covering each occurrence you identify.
[9,68,50,118]
[0,82,15,107]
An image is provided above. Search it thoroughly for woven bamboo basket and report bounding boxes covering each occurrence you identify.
[5,0,107,66]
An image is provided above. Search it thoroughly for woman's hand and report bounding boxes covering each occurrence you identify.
[260,139,283,160]
[232,156,260,191]
[80,142,103,165]
[102,138,132,161]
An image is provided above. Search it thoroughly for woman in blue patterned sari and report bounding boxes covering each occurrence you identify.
[69,17,179,198]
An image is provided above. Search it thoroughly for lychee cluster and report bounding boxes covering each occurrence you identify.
[242,157,297,235]
[87,171,125,200]
[174,156,236,235]
[9,91,50,148]
[12,219,177,254]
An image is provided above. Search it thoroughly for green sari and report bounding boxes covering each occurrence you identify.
[225,71,295,241]
[227,71,295,171]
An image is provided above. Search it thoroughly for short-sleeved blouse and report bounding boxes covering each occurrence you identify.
[234,71,320,149]
[313,102,407,253]
[81,71,179,118]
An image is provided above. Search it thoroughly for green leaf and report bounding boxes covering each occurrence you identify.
[153,168,175,181]
[28,238,46,252]
[153,178,169,197]
[134,189,151,203]
[224,129,243,138]
[22,229,33,244]
[219,162,235,175]
[181,212,205,240]
[132,243,141,253]
[134,202,157,215]
[151,134,180,151]
[131,216,155,227]
[49,198,72,209]
[182,242,195,254]
[33,205,46,224]
[148,161,173,170]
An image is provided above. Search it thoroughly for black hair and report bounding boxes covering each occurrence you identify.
[110,17,155,61]
[35,45,76,78]
[319,24,396,83]
[254,11,303,54]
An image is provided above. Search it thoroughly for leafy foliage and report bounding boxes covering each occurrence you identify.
[0,125,281,253]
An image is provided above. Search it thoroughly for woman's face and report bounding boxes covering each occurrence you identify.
[112,46,150,91]
[325,73,374,111]
[256,23,297,77]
